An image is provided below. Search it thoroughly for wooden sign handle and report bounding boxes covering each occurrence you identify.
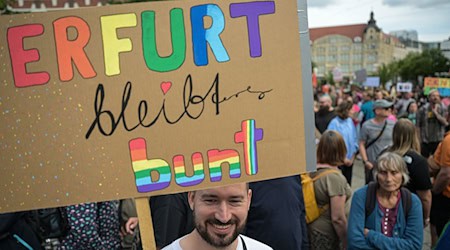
[135,197,156,250]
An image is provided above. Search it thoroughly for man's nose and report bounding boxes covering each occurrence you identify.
[215,202,232,223]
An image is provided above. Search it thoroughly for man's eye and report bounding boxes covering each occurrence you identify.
[204,199,217,204]
[229,200,243,206]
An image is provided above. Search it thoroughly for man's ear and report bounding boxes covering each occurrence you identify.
[247,189,252,211]
[188,191,195,211]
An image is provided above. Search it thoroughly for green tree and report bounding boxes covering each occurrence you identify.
[311,60,317,73]
[325,70,335,85]
[1,0,16,13]
[377,61,399,89]
[397,48,450,82]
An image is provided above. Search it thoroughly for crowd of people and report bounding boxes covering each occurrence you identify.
[1,85,450,250]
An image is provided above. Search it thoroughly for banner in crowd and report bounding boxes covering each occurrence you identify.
[0,0,307,213]
[396,82,413,93]
[424,77,450,96]
[363,76,380,87]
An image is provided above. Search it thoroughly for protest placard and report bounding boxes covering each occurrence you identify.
[424,77,450,96]
[363,76,380,87]
[396,82,413,93]
[0,0,308,213]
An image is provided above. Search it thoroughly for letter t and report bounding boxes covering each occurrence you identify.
[234,119,263,175]
[230,1,275,58]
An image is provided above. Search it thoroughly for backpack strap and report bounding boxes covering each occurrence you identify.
[312,168,341,213]
[311,168,341,182]
[365,183,412,219]
[365,182,378,219]
[400,187,412,218]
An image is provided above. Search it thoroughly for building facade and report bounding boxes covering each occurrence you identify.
[439,38,450,60]
[310,12,419,79]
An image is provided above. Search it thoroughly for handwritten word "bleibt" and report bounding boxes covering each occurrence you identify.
[85,73,272,139]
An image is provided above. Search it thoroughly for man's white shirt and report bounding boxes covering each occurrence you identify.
[162,234,273,250]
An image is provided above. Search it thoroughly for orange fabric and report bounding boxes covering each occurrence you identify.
[434,132,450,198]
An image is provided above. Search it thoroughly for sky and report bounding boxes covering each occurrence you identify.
[307,0,450,42]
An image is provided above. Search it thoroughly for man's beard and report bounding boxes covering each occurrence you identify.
[194,212,245,248]
[317,106,330,115]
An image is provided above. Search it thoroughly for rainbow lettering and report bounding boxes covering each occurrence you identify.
[6,1,276,87]
[234,119,263,175]
[128,119,263,193]
[173,153,205,187]
[207,149,241,182]
[129,138,171,192]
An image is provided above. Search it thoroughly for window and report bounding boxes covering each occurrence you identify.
[367,55,377,62]
[352,54,362,61]
[327,55,337,62]
[341,64,349,73]
[317,47,326,53]
[353,64,362,70]
[340,54,350,61]
[341,46,350,51]
[315,55,325,62]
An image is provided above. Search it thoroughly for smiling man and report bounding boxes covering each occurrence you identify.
[162,183,272,250]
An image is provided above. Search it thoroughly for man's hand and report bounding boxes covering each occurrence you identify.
[122,217,139,235]
[344,158,353,166]
[364,161,373,170]
[364,228,370,237]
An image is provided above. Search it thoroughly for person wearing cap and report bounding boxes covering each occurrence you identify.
[359,99,396,184]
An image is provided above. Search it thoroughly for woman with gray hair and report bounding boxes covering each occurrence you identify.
[347,152,423,249]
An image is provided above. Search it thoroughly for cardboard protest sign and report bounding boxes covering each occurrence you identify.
[0,0,307,213]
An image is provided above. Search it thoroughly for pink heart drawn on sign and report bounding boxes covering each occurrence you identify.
[161,81,172,95]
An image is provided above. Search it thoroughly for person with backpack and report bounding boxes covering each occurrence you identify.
[347,152,423,249]
[307,130,352,250]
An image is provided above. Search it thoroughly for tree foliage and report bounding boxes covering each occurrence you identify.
[378,48,449,84]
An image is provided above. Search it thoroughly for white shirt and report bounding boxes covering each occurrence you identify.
[162,234,273,250]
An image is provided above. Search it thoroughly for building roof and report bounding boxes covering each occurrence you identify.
[309,24,367,42]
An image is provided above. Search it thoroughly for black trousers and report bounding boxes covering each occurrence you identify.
[430,193,450,236]
[339,163,353,186]
[421,142,440,158]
